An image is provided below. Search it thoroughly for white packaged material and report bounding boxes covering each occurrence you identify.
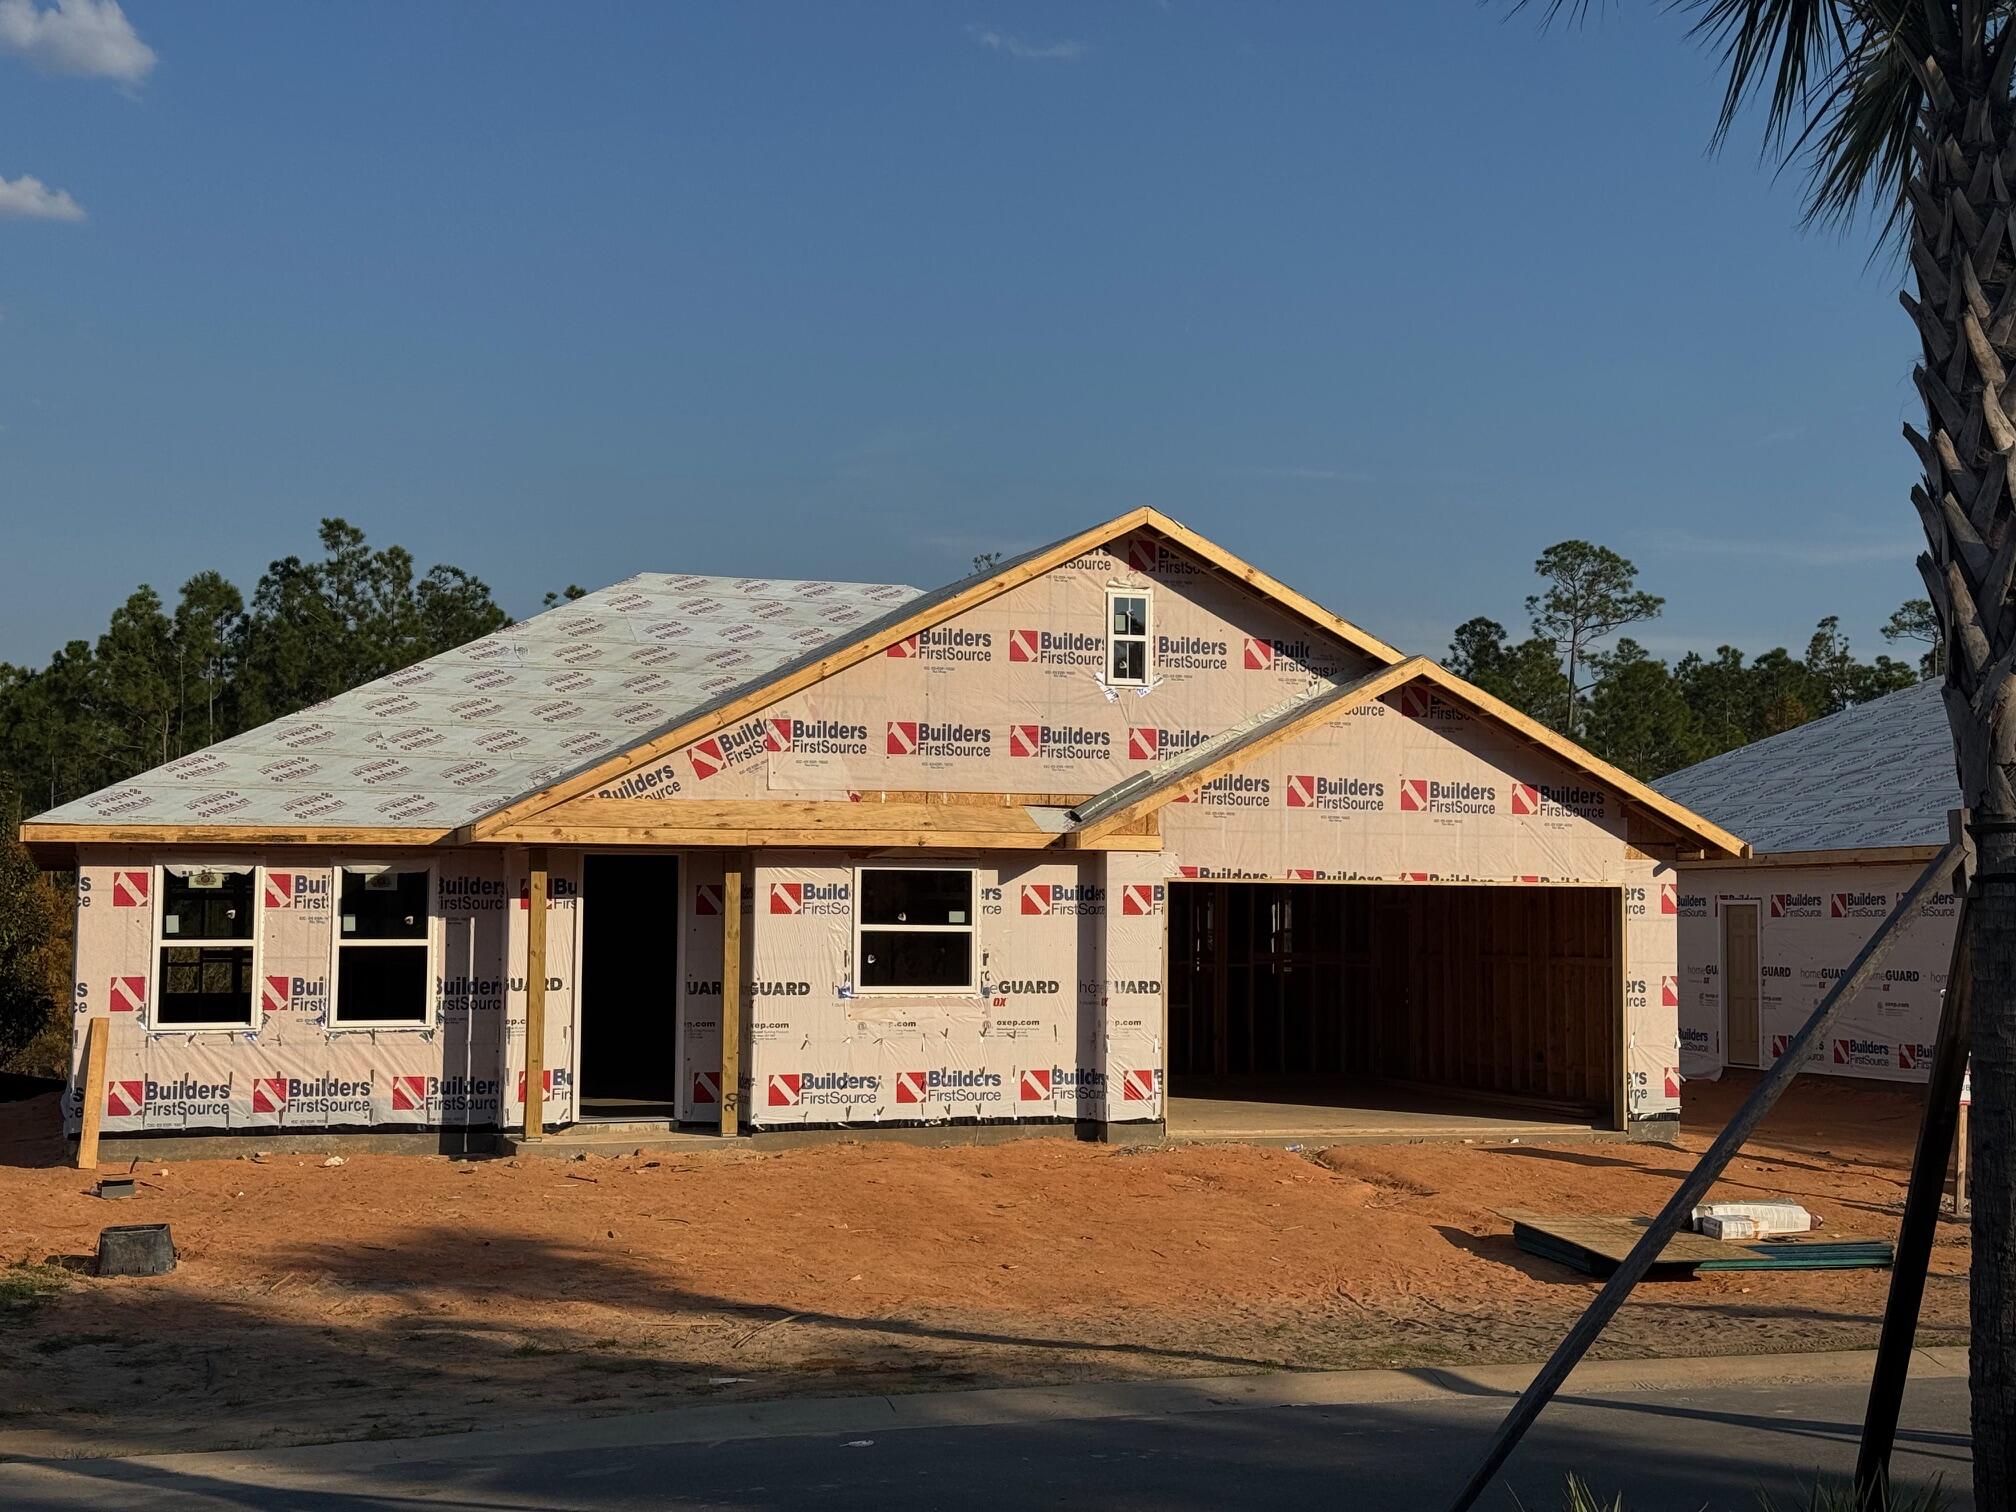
[1699,1214,1759,1240]
[1691,1201,1813,1235]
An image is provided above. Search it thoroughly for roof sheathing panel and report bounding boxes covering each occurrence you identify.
[1656,679,1953,854]
[30,572,921,833]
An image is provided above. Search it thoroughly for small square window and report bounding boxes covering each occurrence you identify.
[331,866,434,1027]
[853,868,976,993]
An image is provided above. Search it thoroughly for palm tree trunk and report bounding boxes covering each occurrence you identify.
[1900,30,2016,1504]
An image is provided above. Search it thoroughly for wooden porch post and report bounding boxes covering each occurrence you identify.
[74,1017,108,1171]
[524,847,549,1140]
[719,856,746,1137]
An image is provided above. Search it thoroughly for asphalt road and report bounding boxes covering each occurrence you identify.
[0,1357,1973,1510]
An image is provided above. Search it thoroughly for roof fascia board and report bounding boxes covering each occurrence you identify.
[17,823,455,848]
[1676,843,1943,871]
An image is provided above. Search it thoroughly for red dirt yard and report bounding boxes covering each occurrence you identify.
[0,1075,1966,1459]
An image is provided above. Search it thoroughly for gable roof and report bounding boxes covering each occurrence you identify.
[1066,656,1747,859]
[463,507,1405,837]
[17,507,1441,850]
[1656,679,1953,856]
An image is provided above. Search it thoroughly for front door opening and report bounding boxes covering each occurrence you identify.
[1167,882,1620,1140]
[579,854,681,1119]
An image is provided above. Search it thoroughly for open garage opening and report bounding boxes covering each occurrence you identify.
[1165,882,1624,1143]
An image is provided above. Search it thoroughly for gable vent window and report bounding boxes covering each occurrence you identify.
[1107,589,1151,686]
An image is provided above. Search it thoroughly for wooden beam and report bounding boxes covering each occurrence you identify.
[487,825,1109,850]
[74,1017,108,1171]
[19,823,453,847]
[719,859,745,1138]
[523,848,549,1141]
[1676,843,1944,871]
[531,797,1056,833]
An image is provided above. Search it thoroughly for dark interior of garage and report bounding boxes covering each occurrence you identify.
[1166,882,1621,1135]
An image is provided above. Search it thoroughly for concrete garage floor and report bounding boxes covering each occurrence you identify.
[1166,1075,1620,1146]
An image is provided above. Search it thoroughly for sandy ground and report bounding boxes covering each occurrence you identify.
[0,1074,1967,1460]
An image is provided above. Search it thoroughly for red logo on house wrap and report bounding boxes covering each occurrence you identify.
[765,719,794,753]
[264,874,292,908]
[1121,883,1157,916]
[1008,629,1040,663]
[887,721,919,755]
[1399,779,1428,812]
[262,977,290,1014]
[767,1072,800,1107]
[886,635,920,658]
[1772,1034,1791,1059]
[112,870,149,908]
[1127,726,1159,760]
[1285,775,1316,808]
[392,1076,427,1112]
[770,882,802,914]
[1242,637,1273,671]
[1897,1044,1933,1071]
[1124,537,1158,572]
[1664,1068,1681,1099]
[107,1080,144,1117]
[691,1070,720,1104]
[1021,884,1051,915]
[895,1070,927,1104]
[695,883,723,916]
[109,976,145,1013]
[1399,686,1433,718]
[1660,882,1678,915]
[1020,1068,1051,1101]
[1288,868,1317,880]
[1121,1068,1158,1101]
[689,737,727,779]
[1661,975,1678,1008]
[1010,725,1041,757]
[1511,784,1540,815]
[516,1070,556,1103]
[252,1077,287,1114]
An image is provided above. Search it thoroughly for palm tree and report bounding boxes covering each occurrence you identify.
[1516,3,2016,1502]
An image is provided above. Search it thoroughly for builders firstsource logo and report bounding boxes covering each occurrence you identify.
[766,1071,879,1109]
[1832,891,1889,919]
[1157,634,1227,670]
[687,717,770,780]
[1397,778,1497,815]
[1509,783,1607,821]
[1126,726,1210,761]
[1833,1037,1891,1069]
[263,872,331,910]
[391,1074,501,1117]
[1190,774,1270,809]
[1771,892,1823,918]
[894,1068,1005,1107]
[1285,774,1385,813]
[1118,882,1162,916]
[1243,635,1327,674]
[110,1077,230,1121]
[252,1075,369,1118]
[1394,685,1466,724]
[763,718,870,757]
[1007,628,1101,669]
[1008,724,1111,761]
[887,721,993,759]
[885,628,993,663]
[1020,883,1106,917]
[769,881,849,915]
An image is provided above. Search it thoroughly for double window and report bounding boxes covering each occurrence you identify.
[1107,588,1151,686]
[854,867,976,993]
[332,865,432,1027]
[156,865,257,1028]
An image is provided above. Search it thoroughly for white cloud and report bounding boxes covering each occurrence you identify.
[0,172,85,221]
[968,24,1086,62]
[0,0,156,85]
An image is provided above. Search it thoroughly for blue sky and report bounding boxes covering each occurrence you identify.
[0,2,1926,670]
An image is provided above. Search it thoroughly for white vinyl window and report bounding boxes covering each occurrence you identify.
[853,867,977,993]
[330,864,435,1028]
[155,863,258,1029]
[1107,588,1151,686]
